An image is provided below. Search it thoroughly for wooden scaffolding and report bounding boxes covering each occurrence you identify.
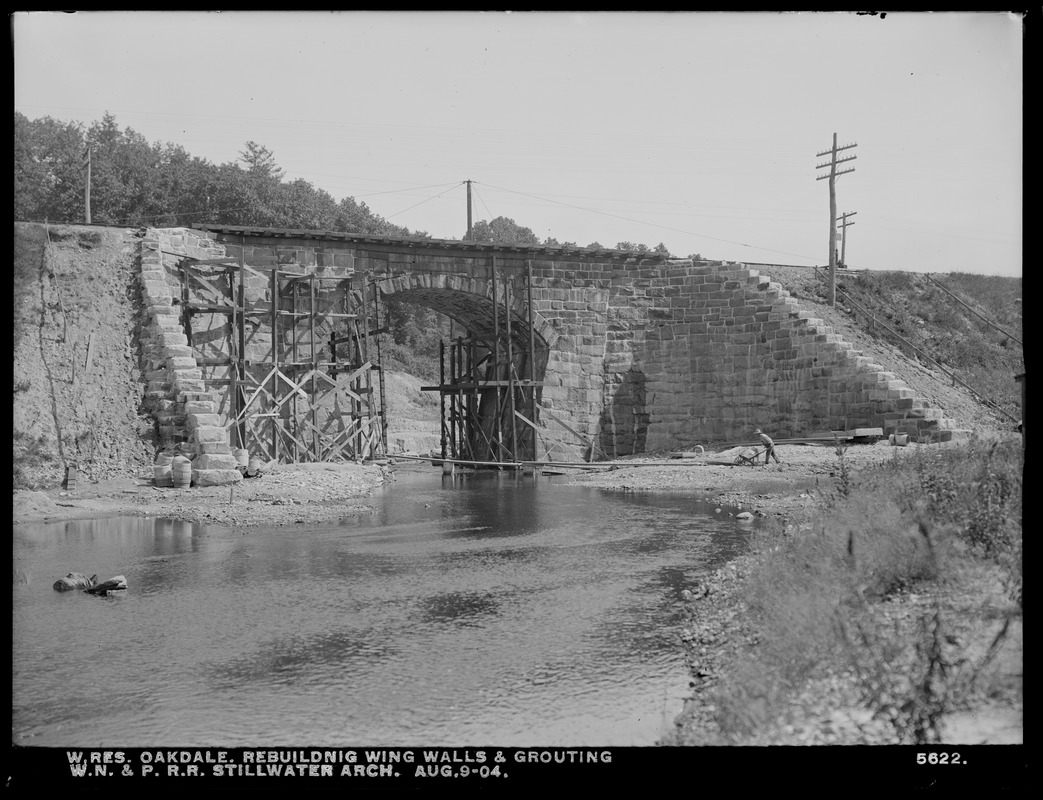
[177,258,387,463]
[421,258,552,465]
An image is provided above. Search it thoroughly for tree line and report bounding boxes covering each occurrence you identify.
[14,111,422,237]
[15,111,685,377]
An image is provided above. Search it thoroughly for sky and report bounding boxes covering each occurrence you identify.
[13,11,1023,277]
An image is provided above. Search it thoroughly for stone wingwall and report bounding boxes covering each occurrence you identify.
[464,255,957,458]
[138,229,242,486]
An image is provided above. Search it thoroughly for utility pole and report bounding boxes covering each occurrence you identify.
[83,145,92,224]
[816,133,857,306]
[837,211,857,268]
[465,179,472,241]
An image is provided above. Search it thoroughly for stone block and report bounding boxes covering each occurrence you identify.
[190,426,228,443]
[186,413,222,429]
[177,389,215,402]
[156,331,189,346]
[150,314,182,331]
[196,441,232,454]
[183,400,217,414]
[166,357,197,370]
[193,453,240,471]
[141,280,172,297]
[162,345,195,359]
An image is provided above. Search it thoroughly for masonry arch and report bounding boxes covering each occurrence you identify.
[376,271,557,462]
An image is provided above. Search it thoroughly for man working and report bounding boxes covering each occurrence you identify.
[754,428,781,465]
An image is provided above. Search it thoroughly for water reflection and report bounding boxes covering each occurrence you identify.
[13,470,753,747]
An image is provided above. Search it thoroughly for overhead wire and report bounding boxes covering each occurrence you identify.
[387,181,464,220]
[477,181,822,262]
[469,183,496,224]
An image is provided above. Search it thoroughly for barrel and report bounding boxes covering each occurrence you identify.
[155,452,174,467]
[153,464,173,488]
[247,456,263,477]
[894,433,909,447]
[233,448,249,471]
[172,456,192,489]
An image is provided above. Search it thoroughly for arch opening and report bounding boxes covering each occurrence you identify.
[380,284,550,464]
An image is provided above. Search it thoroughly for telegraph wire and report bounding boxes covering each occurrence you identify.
[386,181,464,220]
[477,181,822,263]
[470,183,496,224]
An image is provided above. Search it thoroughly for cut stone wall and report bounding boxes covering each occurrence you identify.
[138,229,241,486]
[195,229,959,463]
[374,255,957,458]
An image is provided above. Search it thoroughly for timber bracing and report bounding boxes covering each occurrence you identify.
[177,258,387,464]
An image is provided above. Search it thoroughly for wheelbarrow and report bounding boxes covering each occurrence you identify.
[735,447,764,466]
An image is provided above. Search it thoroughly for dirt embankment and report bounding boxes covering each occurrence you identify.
[14,223,156,489]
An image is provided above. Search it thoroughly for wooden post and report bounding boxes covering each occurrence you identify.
[469,333,477,461]
[439,339,447,460]
[270,269,280,463]
[466,179,473,241]
[828,134,838,307]
[291,278,299,462]
[526,258,537,462]
[236,242,247,449]
[505,280,517,462]
[349,276,361,459]
[816,133,856,308]
[310,275,319,460]
[361,279,376,461]
[83,146,91,224]
[449,335,457,459]
[373,277,387,454]
[491,256,502,462]
[838,211,856,267]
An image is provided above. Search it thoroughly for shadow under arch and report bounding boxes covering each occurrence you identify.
[377,278,553,463]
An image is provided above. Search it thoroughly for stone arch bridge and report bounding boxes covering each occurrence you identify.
[138,225,956,480]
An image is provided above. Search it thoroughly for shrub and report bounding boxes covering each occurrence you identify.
[702,435,1022,743]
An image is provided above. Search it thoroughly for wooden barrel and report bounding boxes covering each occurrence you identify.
[233,448,249,470]
[153,464,173,488]
[171,456,192,489]
[155,452,174,467]
[247,456,262,477]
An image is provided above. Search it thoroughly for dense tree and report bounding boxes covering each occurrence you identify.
[465,216,540,245]
[14,112,86,222]
[543,236,577,247]
[239,141,284,180]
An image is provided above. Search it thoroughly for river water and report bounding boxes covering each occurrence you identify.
[12,468,752,747]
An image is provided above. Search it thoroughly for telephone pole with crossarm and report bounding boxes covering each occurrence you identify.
[816,133,857,306]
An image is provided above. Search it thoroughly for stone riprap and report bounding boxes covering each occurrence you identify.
[141,226,958,467]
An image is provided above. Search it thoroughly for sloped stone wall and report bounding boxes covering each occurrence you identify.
[138,229,241,486]
[503,256,954,456]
